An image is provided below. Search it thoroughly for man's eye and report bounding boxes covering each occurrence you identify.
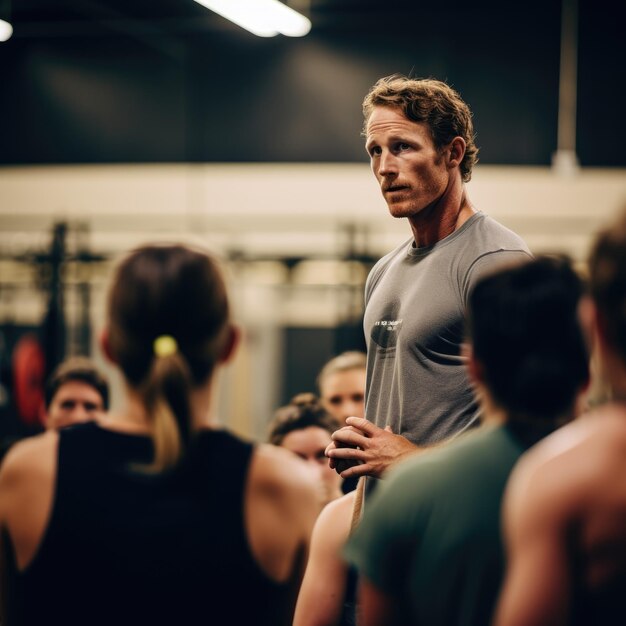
[398,143,411,151]
[369,146,381,156]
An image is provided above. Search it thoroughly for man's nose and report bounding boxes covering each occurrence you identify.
[70,406,92,422]
[378,151,398,177]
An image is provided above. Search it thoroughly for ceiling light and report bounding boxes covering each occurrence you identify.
[194,0,311,38]
[0,19,12,42]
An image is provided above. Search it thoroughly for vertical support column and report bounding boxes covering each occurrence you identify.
[552,0,580,175]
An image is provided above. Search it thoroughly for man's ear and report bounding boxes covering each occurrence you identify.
[447,136,466,170]
[99,327,116,364]
[218,324,241,365]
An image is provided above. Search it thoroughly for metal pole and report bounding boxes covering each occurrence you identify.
[552,0,580,175]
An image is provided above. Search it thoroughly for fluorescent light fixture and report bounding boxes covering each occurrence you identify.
[194,0,311,37]
[0,19,12,42]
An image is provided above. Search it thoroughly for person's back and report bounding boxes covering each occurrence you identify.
[0,244,317,626]
[497,407,626,626]
[494,210,626,626]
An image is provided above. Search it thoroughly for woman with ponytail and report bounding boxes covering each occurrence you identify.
[0,244,318,626]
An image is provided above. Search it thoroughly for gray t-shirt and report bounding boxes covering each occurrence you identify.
[364,211,531,445]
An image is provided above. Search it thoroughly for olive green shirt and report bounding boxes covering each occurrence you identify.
[345,424,527,626]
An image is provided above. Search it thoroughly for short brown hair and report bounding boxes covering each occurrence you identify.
[268,393,341,446]
[589,207,626,364]
[45,357,109,410]
[362,75,479,182]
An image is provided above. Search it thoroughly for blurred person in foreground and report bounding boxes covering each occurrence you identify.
[41,356,109,430]
[269,393,343,510]
[494,209,626,626]
[0,243,318,626]
[345,256,589,626]
[327,75,531,482]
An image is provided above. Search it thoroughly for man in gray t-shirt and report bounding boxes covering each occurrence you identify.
[326,75,530,480]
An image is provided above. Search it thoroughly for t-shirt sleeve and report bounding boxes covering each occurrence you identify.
[463,249,533,306]
[343,467,428,593]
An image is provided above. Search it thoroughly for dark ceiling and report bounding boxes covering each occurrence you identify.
[1,0,624,166]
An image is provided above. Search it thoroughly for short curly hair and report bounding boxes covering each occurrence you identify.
[268,393,341,446]
[362,75,479,182]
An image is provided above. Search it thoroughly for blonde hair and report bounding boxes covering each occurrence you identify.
[317,351,366,391]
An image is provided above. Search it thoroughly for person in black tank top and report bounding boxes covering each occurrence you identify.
[0,244,318,626]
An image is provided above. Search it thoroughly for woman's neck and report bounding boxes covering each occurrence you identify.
[102,379,218,433]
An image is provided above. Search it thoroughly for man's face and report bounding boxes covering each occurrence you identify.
[45,381,105,430]
[366,106,450,219]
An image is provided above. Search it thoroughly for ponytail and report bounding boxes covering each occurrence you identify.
[137,335,192,472]
[107,244,231,474]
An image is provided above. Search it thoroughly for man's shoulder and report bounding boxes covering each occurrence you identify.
[360,430,504,541]
[464,212,530,255]
[517,408,626,492]
[455,213,531,295]
[380,427,518,511]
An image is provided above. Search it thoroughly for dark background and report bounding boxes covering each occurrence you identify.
[1,0,624,167]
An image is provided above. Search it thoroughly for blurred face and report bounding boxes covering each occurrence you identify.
[320,368,366,425]
[366,106,450,219]
[45,381,105,430]
[281,426,342,507]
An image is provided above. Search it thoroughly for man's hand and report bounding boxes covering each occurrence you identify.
[325,417,419,479]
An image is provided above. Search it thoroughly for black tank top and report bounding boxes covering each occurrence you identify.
[5,422,292,626]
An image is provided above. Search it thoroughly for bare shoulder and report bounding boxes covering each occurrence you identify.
[522,409,626,481]
[0,431,58,492]
[250,443,318,502]
[0,431,58,561]
[313,491,355,550]
[245,443,318,583]
[316,491,355,533]
[505,412,626,528]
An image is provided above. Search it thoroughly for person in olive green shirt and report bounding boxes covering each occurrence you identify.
[345,256,590,626]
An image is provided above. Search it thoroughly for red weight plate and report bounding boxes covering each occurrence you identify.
[12,334,46,426]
